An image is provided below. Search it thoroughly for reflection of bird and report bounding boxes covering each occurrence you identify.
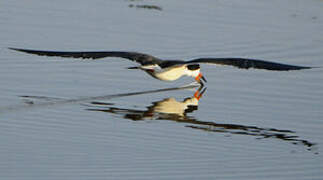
[9,48,312,86]
[150,87,206,117]
[89,87,206,120]
[86,88,316,151]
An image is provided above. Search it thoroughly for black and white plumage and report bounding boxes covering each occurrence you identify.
[9,47,313,85]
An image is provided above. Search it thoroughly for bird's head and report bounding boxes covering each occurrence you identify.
[186,64,207,85]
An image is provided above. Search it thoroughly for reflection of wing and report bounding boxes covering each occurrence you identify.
[185,122,316,151]
[186,58,312,71]
[9,48,162,65]
[86,101,316,152]
[82,87,315,152]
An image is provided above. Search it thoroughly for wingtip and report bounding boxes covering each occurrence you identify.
[292,66,320,70]
[8,47,24,52]
[308,66,322,70]
[8,47,17,50]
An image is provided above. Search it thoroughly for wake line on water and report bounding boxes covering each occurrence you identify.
[0,84,199,113]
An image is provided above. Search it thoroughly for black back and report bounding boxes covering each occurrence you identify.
[187,64,200,70]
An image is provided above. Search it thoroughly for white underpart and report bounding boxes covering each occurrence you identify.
[185,68,200,78]
[154,97,199,116]
[153,65,200,81]
[140,64,200,82]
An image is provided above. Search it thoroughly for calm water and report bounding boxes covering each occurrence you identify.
[1,0,323,179]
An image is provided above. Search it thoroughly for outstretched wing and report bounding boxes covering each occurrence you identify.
[186,58,312,71]
[9,47,162,65]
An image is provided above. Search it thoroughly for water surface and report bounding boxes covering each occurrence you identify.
[1,0,323,179]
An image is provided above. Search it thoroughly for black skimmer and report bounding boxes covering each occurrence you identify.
[9,48,313,86]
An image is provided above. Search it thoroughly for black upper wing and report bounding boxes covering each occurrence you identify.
[9,48,162,65]
[186,58,312,71]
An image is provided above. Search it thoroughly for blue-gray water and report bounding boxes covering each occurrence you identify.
[1,0,323,179]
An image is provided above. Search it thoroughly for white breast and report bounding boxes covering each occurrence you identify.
[154,97,199,116]
[153,65,187,81]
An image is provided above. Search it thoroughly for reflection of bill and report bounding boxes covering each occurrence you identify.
[87,87,317,153]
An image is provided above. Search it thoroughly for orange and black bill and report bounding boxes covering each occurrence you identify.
[195,73,207,85]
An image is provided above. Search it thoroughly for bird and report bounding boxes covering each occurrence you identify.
[9,47,313,86]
